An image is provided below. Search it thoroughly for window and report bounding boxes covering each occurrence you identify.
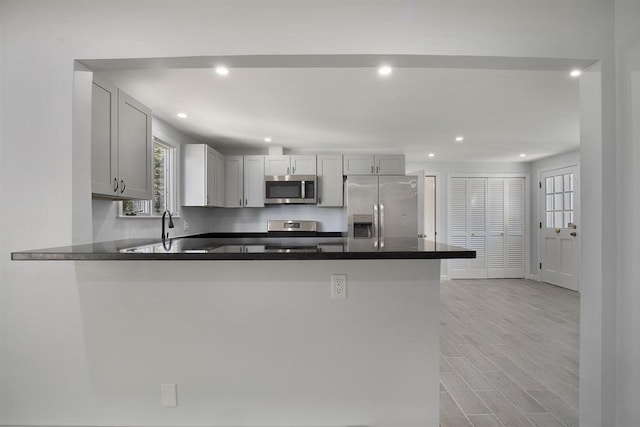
[545,173,573,228]
[121,138,178,216]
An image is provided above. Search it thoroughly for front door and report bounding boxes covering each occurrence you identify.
[539,166,580,291]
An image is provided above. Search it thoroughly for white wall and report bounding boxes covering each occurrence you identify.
[613,0,640,424]
[0,0,624,425]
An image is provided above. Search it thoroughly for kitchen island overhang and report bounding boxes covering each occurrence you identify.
[11,233,475,261]
[11,234,474,427]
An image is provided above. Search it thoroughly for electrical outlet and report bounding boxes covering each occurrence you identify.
[161,383,177,407]
[331,274,347,299]
[183,220,189,231]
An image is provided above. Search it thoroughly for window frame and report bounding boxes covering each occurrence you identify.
[118,136,180,218]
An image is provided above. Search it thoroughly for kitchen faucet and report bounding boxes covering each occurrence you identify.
[162,210,174,241]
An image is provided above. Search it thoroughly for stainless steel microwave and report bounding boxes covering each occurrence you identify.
[264,175,317,204]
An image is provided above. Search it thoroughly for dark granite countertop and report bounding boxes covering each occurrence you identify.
[11,232,475,261]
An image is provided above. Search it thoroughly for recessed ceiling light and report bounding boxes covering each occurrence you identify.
[264,137,272,142]
[570,69,582,77]
[428,153,435,158]
[520,153,527,158]
[378,65,392,76]
[215,66,230,76]
[176,112,188,119]
[455,136,464,142]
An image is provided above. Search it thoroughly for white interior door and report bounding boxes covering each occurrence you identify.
[540,166,580,291]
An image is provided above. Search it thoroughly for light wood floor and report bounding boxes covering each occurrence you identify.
[439,278,579,427]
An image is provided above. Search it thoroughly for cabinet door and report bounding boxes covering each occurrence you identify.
[317,154,343,207]
[343,154,375,175]
[264,155,290,175]
[291,155,316,175]
[375,154,405,175]
[244,155,265,207]
[205,147,216,206]
[117,89,152,200]
[214,151,225,206]
[183,144,207,206]
[91,77,118,196]
[224,156,244,207]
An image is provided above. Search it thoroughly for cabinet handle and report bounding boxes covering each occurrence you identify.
[371,165,374,173]
[113,178,118,192]
[120,180,125,193]
[376,166,379,174]
[318,197,321,205]
[207,195,210,205]
[245,198,248,206]
[239,199,242,206]
[292,166,295,174]
[287,167,290,175]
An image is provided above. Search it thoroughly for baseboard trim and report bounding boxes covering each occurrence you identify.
[526,273,540,281]
[440,275,450,281]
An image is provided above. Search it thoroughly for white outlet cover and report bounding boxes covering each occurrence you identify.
[161,383,177,407]
[331,274,347,299]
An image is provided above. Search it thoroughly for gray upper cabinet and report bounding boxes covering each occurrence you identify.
[224,155,244,207]
[264,155,316,176]
[343,154,405,175]
[317,154,343,207]
[91,77,152,200]
[183,144,224,207]
[244,155,265,207]
[290,155,316,175]
[224,155,265,208]
[117,90,153,199]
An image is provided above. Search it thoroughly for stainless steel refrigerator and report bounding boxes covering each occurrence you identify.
[345,175,418,249]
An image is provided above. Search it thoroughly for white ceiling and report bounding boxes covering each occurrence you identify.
[97,60,582,163]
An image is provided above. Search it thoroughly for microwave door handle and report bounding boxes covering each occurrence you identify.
[301,181,305,199]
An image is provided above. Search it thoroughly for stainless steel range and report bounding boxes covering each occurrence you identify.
[267,220,318,233]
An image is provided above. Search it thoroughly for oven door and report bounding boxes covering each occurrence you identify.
[265,175,316,204]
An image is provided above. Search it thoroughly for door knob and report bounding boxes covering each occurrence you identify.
[555,228,561,233]
[570,231,577,236]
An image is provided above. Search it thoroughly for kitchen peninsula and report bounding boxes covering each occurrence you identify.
[12,232,473,427]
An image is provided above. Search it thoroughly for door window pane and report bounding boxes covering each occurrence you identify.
[546,212,554,228]
[564,174,573,191]
[546,177,554,194]
[554,212,563,227]
[546,194,554,211]
[554,193,563,211]
[554,176,563,193]
[564,192,573,210]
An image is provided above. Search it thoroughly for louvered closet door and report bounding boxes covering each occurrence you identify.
[448,178,469,278]
[487,177,525,278]
[448,178,487,279]
[505,178,525,277]
[467,179,488,278]
[488,179,506,277]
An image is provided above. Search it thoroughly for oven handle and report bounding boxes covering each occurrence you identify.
[301,180,306,199]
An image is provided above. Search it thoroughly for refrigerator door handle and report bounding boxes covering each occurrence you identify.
[373,203,379,247]
[380,203,385,248]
